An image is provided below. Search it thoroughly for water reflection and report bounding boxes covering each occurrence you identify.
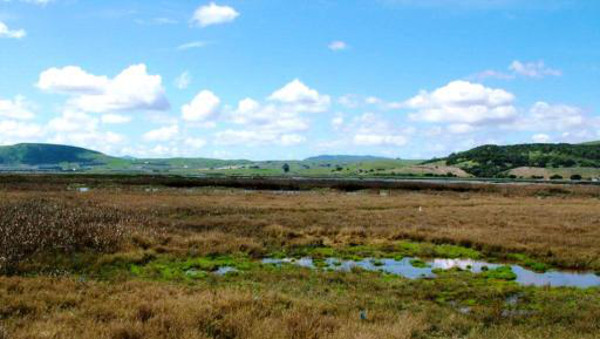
[262,257,600,288]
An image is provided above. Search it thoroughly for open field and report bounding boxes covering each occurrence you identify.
[1,176,599,338]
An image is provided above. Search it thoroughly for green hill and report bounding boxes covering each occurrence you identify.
[434,143,600,177]
[0,143,115,166]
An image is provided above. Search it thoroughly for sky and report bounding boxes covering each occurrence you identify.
[0,0,599,160]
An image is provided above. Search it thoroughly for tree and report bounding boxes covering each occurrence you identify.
[282,163,290,173]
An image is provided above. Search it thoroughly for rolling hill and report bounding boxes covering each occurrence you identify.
[0,143,116,167]
[1,142,599,179]
[433,143,600,178]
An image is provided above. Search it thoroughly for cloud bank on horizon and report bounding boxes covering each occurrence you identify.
[0,0,598,159]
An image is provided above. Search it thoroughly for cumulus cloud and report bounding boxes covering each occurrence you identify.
[38,66,109,94]
[0,96,35,120]
[45,110,126,154]
[268,79,331,113]
[406,80,517,125]
[0,120,43,145]
[328,41,348,51]
[142,124,179,142]
[0,21,26,39]
[218,80,332,146]
[37,64,169,113]
[191,2,239,27]
[181,90,221,122]
[512,101,587,132]
[101,114,132,124]
[210,80,332,147]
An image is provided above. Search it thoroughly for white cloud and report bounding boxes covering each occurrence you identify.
[328,40,348,51]
[38,66,109,94]
[222,79,331,146]
[47,110,97,133]
[45,110,126,154]
[0,120,43,145]
[406,80,517,125]
[337,93,402,110]
[174,71,192,89]
[177,41,209,51]
[532,133,551,143]
[530,102,583,125]
[142,124,179,142]
[214,129,306,146]
[268,79,331,113]
[338,94,361,109]
[0,96,35,120]
[473,60,562,80]
[101,114,132,124]
[221,81,330,146]
[331,113,344,130]
[353,134,407,147]
[0,21,26,39]
[184,137,207,149]
[181,90,221,122]
[447,123,476,134]
[37,64,169,113]
[509,60,562,78]
[280,134,306,146]
[230,98,309,132]
[191,2,239,27]
[521,101,586,131]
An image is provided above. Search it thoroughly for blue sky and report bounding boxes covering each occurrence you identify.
[0,0,598,160]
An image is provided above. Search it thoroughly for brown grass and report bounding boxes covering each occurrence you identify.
[1,178,599,338]
[1,182,600,271]
[0,276,426,339]
[75,187,600,270]
[0,197,147,273]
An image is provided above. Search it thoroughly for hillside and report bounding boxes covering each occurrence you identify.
[436,143,600,178]
[0,143,115,167]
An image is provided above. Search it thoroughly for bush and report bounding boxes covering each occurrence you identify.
[550,174,563,180]
[570,174,582,180]
[0,198,141,274]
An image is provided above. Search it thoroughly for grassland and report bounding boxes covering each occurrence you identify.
[1,176,599,338]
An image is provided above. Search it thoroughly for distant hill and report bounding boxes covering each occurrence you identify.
[304,155,392,163]
[0,143,115,166]
[433,143,600,177]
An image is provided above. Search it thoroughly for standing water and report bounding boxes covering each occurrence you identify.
[262,257,600,288]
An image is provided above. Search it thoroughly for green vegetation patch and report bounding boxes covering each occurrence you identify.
[283,241,482,261]
[128,255,255,282]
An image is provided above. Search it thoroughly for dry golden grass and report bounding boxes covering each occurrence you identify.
[0,276,426,339]
[1,184,600,270]
[1,179,599,339]
[77,187,600,270]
